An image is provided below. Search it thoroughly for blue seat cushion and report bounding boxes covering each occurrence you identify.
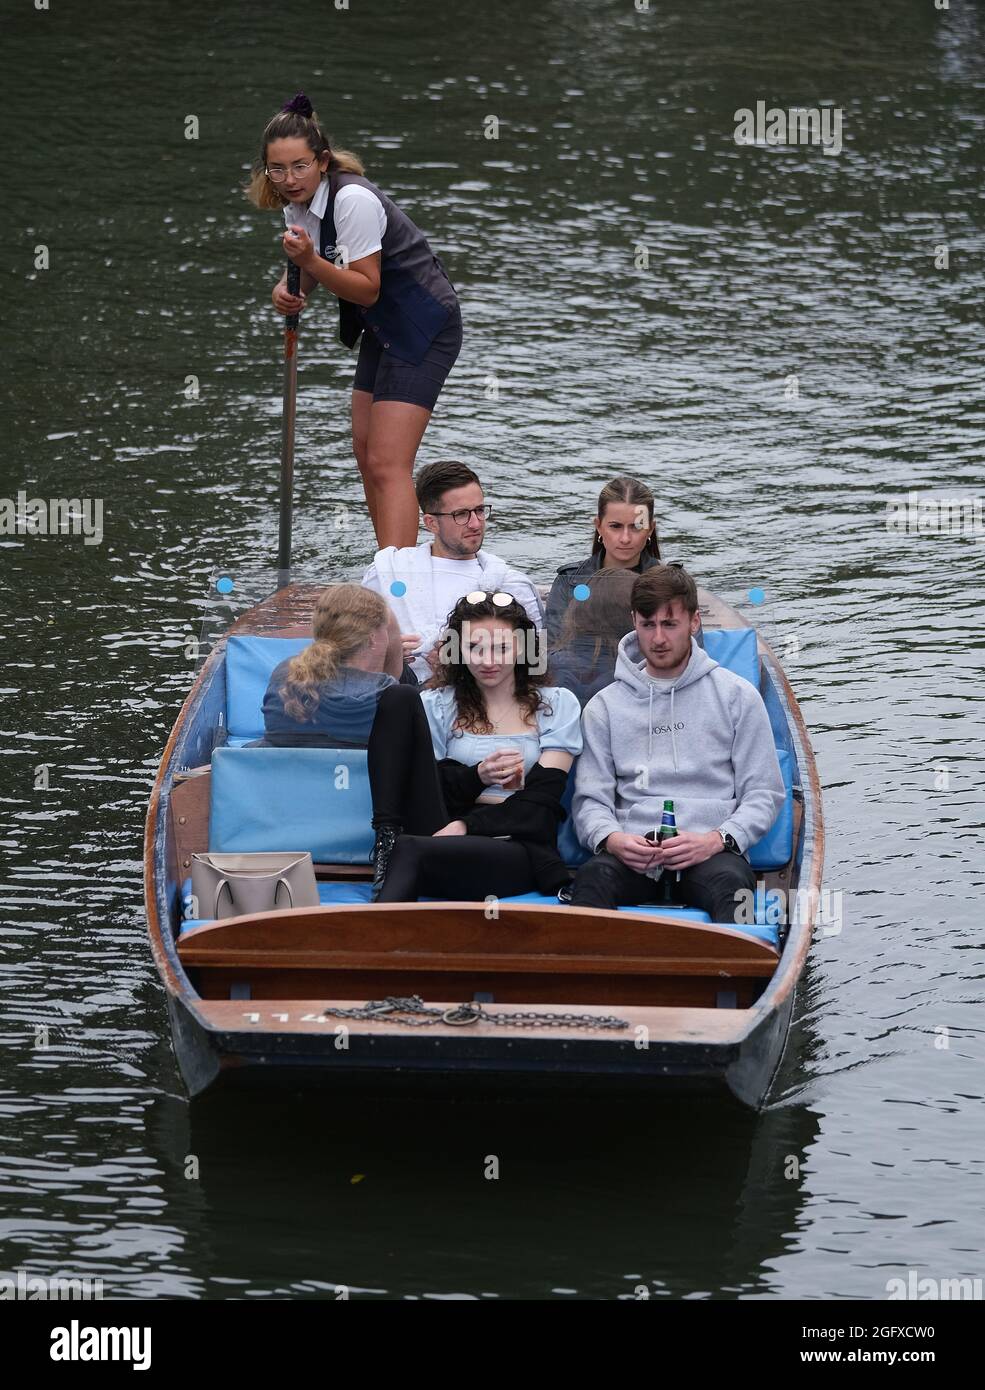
[209,746,374,863]
[702,627,759,689]
[225,635,312,742]
[494,891,712,925]
[180,878,777,947]
[557,768,587,867]
[488,892,778,947]
[180,877,375,933]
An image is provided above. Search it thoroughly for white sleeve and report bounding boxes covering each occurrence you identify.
[504,571,545,629]
[361,562,382,593]
[332,186,386,265]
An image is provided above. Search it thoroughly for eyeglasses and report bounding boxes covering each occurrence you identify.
[428,504,493,525]
[462,590,515,607]
[265,157,319,183]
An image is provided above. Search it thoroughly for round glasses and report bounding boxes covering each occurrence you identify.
[265,157,319,183]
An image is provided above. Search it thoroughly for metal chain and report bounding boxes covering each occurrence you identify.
[321,995,628,1031]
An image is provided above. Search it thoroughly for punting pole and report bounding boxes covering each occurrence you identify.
[277,260,301,590]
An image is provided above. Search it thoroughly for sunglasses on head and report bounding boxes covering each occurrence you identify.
[461,590,515,607]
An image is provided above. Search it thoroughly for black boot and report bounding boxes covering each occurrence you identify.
[369,824,401,902]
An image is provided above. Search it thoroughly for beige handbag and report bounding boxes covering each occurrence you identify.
[190,851,319,921]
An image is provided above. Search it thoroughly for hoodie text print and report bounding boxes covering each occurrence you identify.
[571,632,785,855]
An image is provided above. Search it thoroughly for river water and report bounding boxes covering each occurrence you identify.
[1,0,983,1300]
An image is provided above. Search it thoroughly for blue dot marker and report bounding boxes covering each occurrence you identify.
[572,583,591,602]
[389,580,407,598]
[747,586,765,606]
[216,576,234,595]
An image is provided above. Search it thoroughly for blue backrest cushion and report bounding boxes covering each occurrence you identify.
[209,746,374,863]
[702,627,759,688]
[558,769,590,867]
[747,745,794,870]
[225,635,312,742]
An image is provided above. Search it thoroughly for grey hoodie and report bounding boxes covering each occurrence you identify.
[572,632,785,856]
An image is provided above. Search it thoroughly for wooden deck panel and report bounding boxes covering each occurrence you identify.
[194,996,754,1044]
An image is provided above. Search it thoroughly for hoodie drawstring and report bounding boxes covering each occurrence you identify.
[647,682,680,771]
[647,683,679,770]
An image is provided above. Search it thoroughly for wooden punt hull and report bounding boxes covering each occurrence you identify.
[163,983,797,1106]
[144,584,823,1108]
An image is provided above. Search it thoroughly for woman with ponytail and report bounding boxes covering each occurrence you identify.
[246,92,463,550]
[544,476,662,648]
[258,585,410,748]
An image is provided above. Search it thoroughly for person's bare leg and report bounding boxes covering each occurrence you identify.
[364,400,432,548]
[351,388,378,534]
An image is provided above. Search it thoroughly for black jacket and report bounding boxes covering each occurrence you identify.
[544,549,662,646]
[437,760,573,895]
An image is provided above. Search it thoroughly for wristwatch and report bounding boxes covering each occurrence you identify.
[718,829,740,854]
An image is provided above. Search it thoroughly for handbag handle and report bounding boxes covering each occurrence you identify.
[212,875,296,918]
[213,878,233,918]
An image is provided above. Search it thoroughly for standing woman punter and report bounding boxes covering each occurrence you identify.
[246,92,463,549]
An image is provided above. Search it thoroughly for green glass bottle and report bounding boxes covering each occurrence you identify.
[657,799,678,842]
[657,799,680,901]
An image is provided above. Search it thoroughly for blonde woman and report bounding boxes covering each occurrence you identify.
[258,585,410,748]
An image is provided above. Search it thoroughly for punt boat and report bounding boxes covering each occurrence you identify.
[143,578,823,1107]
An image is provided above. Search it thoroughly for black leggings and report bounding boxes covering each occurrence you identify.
[367,684,537,903]
[367,684,449,834]
[376,835,534,904]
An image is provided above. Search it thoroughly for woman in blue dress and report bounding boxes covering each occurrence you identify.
[369,591,583,903]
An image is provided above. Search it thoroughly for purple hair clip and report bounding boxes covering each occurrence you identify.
[281,91,313,118]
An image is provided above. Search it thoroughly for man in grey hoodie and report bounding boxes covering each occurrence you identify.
[569,565,785,923]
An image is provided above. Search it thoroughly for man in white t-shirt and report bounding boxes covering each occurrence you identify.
[362,460,544,681]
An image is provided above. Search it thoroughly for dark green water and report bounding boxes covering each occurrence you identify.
[1,0,983,1299]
